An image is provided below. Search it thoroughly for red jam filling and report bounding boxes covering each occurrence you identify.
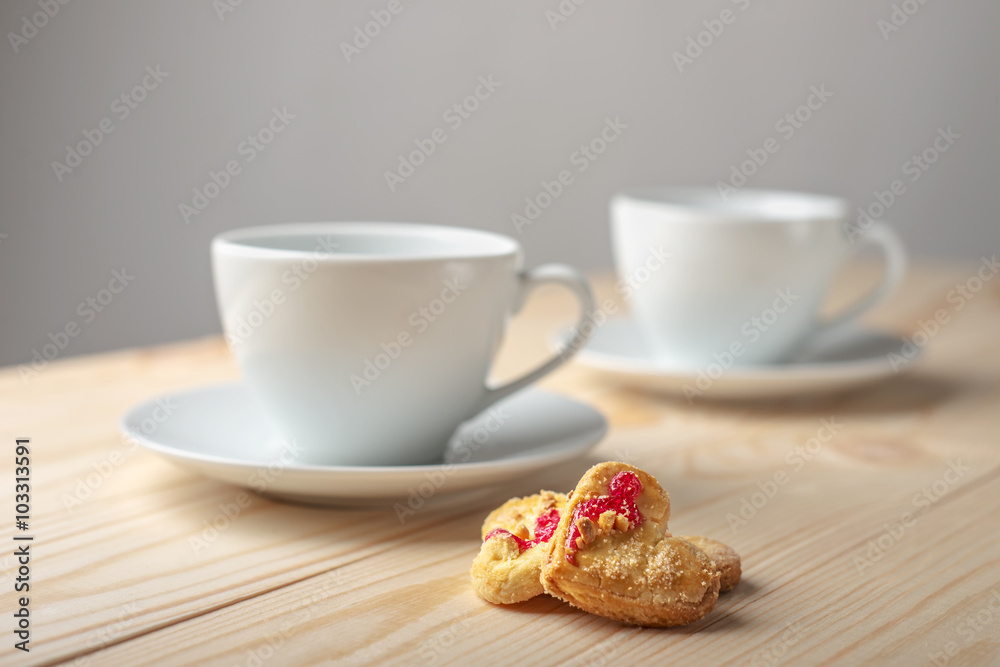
[565,471,643,565]
[532,507,560,542]
[484,507,561,552]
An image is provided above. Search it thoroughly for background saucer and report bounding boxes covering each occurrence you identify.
[121,383,606,506]
[564,318,916,400]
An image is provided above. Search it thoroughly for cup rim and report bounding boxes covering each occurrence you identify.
[212,222,521,262]
[612,187,848,223]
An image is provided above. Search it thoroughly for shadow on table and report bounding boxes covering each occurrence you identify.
[627,372,993,419]
[498,582,749,633]
[238,372,986,533]
[208,373,989,552]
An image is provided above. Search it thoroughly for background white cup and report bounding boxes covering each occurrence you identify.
[610,188,908,367]
[212,222,595,466]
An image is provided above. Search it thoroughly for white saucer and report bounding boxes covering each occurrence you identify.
[120,384,606,506]
[568,318,917,400]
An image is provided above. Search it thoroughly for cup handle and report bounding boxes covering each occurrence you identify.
[472,264,596,415]
[803,221,908,348]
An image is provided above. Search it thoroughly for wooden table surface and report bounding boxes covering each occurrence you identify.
[2,262,1000,667]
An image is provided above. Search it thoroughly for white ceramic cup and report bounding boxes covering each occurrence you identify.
[211,222,595,466]
[610,188,907,366]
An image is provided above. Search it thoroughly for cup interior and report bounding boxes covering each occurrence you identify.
[214,222,520,260]
[614,187,847,223]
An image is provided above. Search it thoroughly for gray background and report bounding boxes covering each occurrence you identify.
[1,0,997,367]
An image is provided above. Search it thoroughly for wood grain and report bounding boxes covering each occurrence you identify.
[1,262,999,666]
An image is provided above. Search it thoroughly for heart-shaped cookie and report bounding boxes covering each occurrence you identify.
[682,535,741,593]
[540,462,721,627]
[470,491,564,604]
[479,491,740,596]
